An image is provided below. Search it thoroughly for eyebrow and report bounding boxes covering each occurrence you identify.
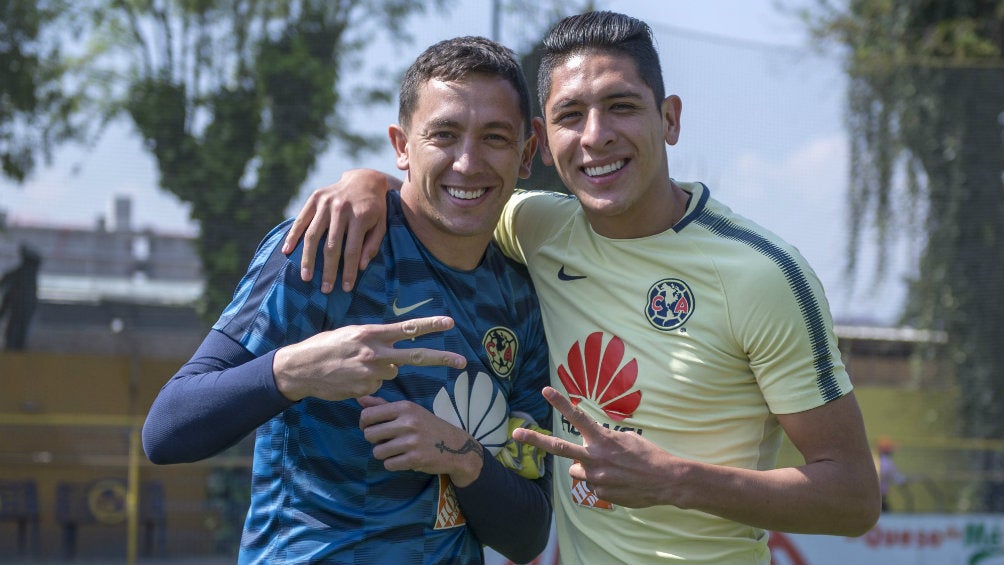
[426,118,460,130]
[548,91,646,114]
[482,120,520,133]
[425,117,520,133]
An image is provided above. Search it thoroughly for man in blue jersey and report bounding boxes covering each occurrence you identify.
[142,36,552,565]
[282,10,881,565]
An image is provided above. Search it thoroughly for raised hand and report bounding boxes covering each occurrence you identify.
[282,169,399,293]
[273,316,466,402]
[512,386,678,509]
[358,395,484,487]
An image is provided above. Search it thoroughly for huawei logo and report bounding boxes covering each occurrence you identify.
[557,332,642,421]
[431,370,509,530]
[432,371,509,455]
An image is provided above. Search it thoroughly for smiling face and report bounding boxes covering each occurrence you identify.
[535,49,682,239]
[392,74,535,269]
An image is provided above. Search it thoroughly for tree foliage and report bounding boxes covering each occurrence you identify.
[5,0,590,319]
[805,0,1004,510]
[63,0,445,318]
[0,0,80,181]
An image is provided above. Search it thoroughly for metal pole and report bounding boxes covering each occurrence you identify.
[126,424,141,564]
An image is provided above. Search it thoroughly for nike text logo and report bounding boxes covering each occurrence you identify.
[557,266,587,281]
[392,297,433,316]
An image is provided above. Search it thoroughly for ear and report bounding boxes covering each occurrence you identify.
[532,117,553,166]
[517,132,538,179]
[389,124,410,171]
[662,95,682,146]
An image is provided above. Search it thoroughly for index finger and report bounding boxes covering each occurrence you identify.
[388,316,455,341]
[512,427,588,461]
[381,316,467,370]
[540,386,606,442]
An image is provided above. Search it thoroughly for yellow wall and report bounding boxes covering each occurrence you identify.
[0,351,244,560]
[0,351,178,415]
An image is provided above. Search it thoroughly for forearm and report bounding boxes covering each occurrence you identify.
[455,452,552,563]
[142,330,293,464]
[670,456,879,536]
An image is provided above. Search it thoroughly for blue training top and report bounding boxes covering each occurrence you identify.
[142,191,552,565]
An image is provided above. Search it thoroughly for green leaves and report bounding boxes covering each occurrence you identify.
[0,0,75,181]
[73,0,450,318]
[808,0,1004,510]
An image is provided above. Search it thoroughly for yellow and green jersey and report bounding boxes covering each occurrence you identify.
[495,182,851,565]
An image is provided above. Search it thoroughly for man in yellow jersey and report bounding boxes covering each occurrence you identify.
[283,11,880,564]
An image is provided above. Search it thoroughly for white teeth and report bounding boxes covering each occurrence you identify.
[584,160,625,177]
[447,187,487,200]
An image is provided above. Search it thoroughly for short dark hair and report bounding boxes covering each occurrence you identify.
[399,36,533,138]
[537,11,665,112]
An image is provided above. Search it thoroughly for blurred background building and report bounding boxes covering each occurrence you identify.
[0,196,206,358]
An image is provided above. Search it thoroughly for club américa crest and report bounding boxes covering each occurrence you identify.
[645,278,694,331]
[483,326,517,378]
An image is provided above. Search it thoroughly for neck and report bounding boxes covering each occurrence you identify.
[420,234,490,271]
[399,195,491,271]
[588,180,690,239]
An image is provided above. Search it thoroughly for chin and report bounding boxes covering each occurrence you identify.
[573,190,623,213]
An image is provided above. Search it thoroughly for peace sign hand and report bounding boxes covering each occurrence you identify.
[513,386,680,509]
[273,316,466,401]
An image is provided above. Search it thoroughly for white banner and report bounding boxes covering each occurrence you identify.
[486,514,1004,565]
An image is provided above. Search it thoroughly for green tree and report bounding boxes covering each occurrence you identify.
[805,0,1004,510]
[0,0,79,182]
[71,0,444,318]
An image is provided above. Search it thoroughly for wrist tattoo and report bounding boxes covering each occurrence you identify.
[436,439,482,457]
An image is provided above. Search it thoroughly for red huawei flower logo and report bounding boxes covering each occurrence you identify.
[557,332,642,421]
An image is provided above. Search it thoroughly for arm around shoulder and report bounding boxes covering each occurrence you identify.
[283,168,402,292]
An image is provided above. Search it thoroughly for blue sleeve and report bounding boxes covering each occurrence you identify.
[143,218,353,465]
[454,448,552,563]
[142,329,293,464]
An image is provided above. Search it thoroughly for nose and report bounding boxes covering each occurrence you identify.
[452,136,485,175]
[581,108,614,149]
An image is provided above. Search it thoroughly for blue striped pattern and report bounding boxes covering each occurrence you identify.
[694,209,842,402]
[215,192,550,565]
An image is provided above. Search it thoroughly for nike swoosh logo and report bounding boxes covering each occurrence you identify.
[392,297,434,316]
[557,266,587,281]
